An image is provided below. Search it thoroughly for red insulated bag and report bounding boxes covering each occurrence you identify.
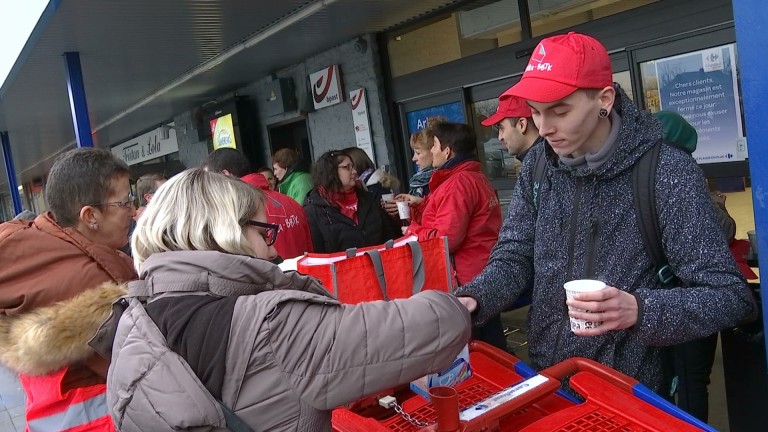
[297,236,454,304]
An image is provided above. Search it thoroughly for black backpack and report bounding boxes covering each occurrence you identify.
[531,140,677,284]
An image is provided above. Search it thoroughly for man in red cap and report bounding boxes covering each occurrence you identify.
[203,148,313,259]
[481,95,542,162]
[455,32,754,406]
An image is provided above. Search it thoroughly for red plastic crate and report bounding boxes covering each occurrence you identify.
[332,342,571,432]
[520,371,700,431]
[332,344,708,432]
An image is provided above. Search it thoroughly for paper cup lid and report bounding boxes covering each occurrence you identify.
[563,279,606,292]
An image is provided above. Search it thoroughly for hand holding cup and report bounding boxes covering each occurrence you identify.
[565,279,638,336]
[394,193,423,206]
[381,193,399,217]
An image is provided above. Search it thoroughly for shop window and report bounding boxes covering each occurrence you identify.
[388,0,657,78]
[640,43,747,165]
[387,1,522,77]
[613,70,633,100]
[528,0,657,37]
[470,97,521,212]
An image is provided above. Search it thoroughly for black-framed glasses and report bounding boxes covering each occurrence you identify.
[88,193,136,209]
[245,220,280,246]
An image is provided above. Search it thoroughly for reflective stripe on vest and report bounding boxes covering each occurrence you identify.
[27,394,108,432]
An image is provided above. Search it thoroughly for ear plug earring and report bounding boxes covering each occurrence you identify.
[598,108,609,118]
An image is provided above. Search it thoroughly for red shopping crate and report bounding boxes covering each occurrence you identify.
[332,341,572,432]
[519,358,707,431]
[332,344,712,432]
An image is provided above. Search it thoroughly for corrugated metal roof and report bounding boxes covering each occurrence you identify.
[0,0,463,189]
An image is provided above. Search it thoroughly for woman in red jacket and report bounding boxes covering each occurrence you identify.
[397,122,506,349]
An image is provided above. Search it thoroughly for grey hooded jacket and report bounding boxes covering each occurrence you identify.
[456,84,754,391]
[107,250,470,431]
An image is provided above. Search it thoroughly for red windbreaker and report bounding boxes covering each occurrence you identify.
[407,160,502,285]
[241,173,313,258]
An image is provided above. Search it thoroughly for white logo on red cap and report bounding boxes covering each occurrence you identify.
[526,44,553,72]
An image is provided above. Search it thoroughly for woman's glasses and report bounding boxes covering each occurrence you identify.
[337,164,356,171]
[245,220,280,246]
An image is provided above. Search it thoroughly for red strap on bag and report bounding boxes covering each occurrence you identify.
[297,236,454,304]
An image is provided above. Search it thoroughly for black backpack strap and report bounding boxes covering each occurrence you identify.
[532,146,548,212]
[632,140,673,285]
[217,400,255,432]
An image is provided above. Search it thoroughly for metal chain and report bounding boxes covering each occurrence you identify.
[392,401,432,428]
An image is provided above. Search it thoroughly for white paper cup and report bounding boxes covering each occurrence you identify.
[381,193,394,202]
[396,201,411,220]
[563,279,606,332]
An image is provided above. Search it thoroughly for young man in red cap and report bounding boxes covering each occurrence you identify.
[481,95,542,163]
[203,148,313,259]
[456,32,754,402]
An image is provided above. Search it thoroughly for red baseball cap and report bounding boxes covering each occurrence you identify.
[481,96,532,126]
[502,32,612,103]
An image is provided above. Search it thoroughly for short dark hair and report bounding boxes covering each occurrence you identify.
[203,148,251,177]
[255,166,274,175]
[431,122,477,156]
[45,148,130,227]
[273,148,299,170]
[136,173,166,206]
[312,150,352,193]
[503,117,538,131]
[583,88,601,99]
[342,147,375,174]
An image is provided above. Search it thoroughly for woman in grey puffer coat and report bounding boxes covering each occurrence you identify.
[457,83,754,392]
[105,169,470,432]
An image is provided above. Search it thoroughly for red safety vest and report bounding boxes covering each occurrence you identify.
[19,368,114,432]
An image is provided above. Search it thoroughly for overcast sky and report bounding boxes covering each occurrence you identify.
[0,0,50,88]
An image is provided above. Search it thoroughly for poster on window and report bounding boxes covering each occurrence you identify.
[350,88,375,164]
[406,102,465,135]
[653,44,745,164]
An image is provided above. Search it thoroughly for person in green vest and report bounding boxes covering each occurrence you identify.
[272,148,313,204]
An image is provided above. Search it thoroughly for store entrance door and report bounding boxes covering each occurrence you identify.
[268,119,311,164]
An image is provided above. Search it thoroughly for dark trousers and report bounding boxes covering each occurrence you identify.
[472,314,507,352]
[673,332,719,423]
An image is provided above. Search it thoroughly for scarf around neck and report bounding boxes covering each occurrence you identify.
[409,167,435,197]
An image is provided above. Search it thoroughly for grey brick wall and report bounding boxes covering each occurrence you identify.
[173,110,210,170]
[303,33,395,168]
[173,34,396,174]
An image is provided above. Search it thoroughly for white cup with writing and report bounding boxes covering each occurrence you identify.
[381,193,394,203]
[563,279,606,332]
[396,201,411,220]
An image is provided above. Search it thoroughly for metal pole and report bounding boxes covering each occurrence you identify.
[1,131,23,215]
[732,0,768,377]
[517,0,532,40]
[63,52,93,147]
